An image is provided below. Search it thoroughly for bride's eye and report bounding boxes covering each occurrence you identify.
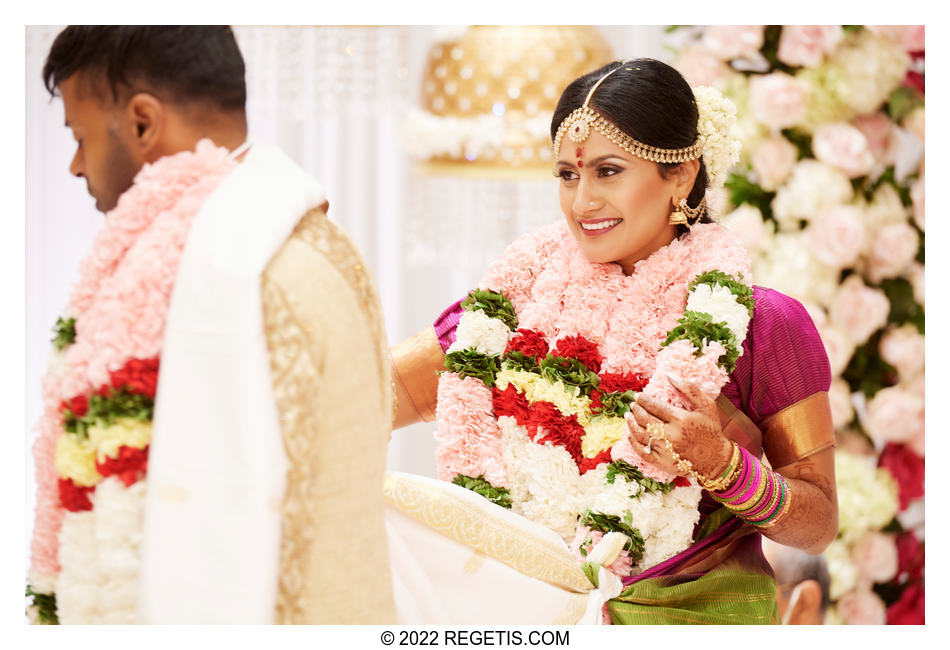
[597,165,621,177]
[557,169,579,181]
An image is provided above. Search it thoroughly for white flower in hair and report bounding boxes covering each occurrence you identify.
[693,86,742,188]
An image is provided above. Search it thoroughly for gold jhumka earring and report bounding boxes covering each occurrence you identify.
[669,197,707,228]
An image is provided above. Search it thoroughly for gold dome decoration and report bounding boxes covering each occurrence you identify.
[411,26,614,176]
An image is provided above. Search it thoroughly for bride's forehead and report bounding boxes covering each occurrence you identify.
[556,130,627,159]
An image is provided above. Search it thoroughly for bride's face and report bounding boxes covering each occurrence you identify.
[556,130,681,275]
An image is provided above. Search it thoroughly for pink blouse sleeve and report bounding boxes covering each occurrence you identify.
[721,287,831,428]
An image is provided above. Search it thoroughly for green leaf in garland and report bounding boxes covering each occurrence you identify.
[444,348,501,387]
[452,474,513,509]
[580,509,646,564]
[64,387,156,441]
[662,311,742,373]
[724,172,776,223]
[605,460,677,495]
[501,350,541,374]
[461,289,518,331]
[25,585,58,625]
[688,270,756,317]
[538,355,600,395]
[591,390,637,418]
[51,316,76,351]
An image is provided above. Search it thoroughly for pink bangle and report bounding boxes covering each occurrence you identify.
[714,446,753,500]
[732,454,763,504]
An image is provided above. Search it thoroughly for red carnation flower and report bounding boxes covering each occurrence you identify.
[110,357,160,398]
[552,335,603,373]
[58,478,95,512]
[505,329,549,360]
[597,372,648,394]
[878,443,924,510]
[590,390,605,412]
[673,476,692,488]
[887,583,925,625]
[59,394,89,418]
[492,385,532,422]
[527,402,585,465]
[96,445,149,487]
[895,531,925,584]
[578,449,612,474]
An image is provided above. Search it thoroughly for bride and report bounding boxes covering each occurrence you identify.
[387,58,838,625]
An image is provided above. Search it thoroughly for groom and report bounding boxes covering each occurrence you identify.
[29,26,394,624]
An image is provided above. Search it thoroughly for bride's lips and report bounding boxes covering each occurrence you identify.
[577,217,622,237]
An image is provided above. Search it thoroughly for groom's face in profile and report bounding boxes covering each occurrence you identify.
[59,73,139,214]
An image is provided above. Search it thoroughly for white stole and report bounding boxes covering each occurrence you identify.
[137,144,326,623]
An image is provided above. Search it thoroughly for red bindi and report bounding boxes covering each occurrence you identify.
[575,147,584,167]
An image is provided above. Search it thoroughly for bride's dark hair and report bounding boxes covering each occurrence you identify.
[551,58,712,232]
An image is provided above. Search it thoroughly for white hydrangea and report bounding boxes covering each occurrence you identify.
[835,450,899,543]
[685,283,752,347]
[771,160,853,230]
[448,309,512,357]
[694,86,742,188]
[824,538,860,600]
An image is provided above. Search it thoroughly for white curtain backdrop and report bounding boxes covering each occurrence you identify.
[24,26,667,557]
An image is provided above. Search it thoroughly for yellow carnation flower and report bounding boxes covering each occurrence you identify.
[55,433,101,487]
[88,418,152,463]
[581,415,628,459]
[496,368,593,421]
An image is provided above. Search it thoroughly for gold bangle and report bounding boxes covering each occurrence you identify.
[739,469,781,519]
[699,441,741,492]
[728,463,769,513]
[758,477,793,529]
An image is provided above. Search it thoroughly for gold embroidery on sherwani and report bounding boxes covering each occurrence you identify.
[383,473,593,593]
[263,208,394,624]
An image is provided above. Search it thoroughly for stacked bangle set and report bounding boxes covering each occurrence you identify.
[710,443,791,528]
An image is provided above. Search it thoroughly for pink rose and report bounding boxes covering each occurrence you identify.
[777,25,844,67]
[813,123,875,178]
[911,176,924,231]
[879,324,925,382]
[866,222,920,284]
[721,205,769,256]
[853,113,894,162]
[701,25,765,60]
[838,588,888,625]
[828,378,854,429]
[674,47,729,88]
[865,385,924,448]
[806,205,866,268]
[868,26,925,52]
[851,531,899,584]
[749,72,806,130]
[818,325,856,378]
[829,275,890,346]
[751,136,798,190]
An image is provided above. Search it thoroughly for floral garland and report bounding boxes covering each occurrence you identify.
[435,221,755,578]
[27,141,236,624]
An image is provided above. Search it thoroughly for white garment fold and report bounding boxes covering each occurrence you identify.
[137,144,326,623]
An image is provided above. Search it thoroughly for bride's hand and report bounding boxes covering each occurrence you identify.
[625,379,733,482]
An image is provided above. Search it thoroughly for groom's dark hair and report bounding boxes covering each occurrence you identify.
[43,26,246,113]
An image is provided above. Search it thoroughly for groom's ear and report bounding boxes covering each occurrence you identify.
[125,92,165,162]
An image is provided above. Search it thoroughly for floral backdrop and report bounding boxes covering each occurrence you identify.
[670,25,925,625]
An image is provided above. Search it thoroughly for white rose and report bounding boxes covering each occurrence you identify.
[865,385,924,448]
[449,309,512,357]
[772,160,853,230]
[885,126,924,183]
[812,123,875,178]
[909,262,925,308]
[828,378,855,429]
[749,72,806,130]
[866,222,920,284]
[828,275,890,346]
[879,324,925,382]
[838,588,887,625]
[751,136,798,191]
[805,205,866,269]
[701,25,765,60]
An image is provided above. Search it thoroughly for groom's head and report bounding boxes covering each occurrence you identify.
[43,26,248,212]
